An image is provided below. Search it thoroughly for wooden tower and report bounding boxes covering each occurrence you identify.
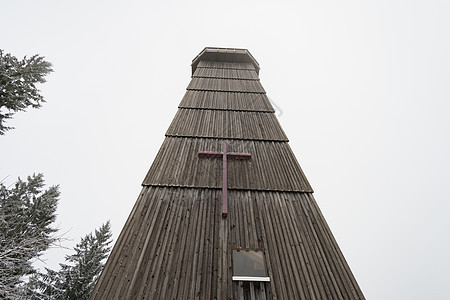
[90,48,365,299]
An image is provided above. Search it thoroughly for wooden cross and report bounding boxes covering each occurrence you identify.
[198,141,251,218]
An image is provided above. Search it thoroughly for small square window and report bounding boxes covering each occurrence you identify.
[232,249,270,282]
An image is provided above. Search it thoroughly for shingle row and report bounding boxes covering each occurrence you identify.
[179,91,274,112]
[187,78,265,93]
[143,137,312,192]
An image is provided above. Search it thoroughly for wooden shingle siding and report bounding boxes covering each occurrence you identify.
[233,282,271,300]
[179,91,275,112]
[91,48,365,300]
[142,137,312,192]
[193,67,259,80]
[187,77,266,93]
[91,187,363,299]
[197,60,256,70]
[166,109,288,141]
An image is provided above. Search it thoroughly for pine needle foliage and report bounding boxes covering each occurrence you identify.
[29,222,112,300]
[0,49,53,134]
[0,174,59,299]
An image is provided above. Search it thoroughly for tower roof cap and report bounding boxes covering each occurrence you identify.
[192,47,260,75]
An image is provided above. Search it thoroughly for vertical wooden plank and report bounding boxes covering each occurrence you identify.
[159,188,187,299]
[273,193,309,299]
[168,189,194,299]
[142,188,179,298]
[124,187,171,299]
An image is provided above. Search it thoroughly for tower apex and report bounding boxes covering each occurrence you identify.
[191,47,260,75]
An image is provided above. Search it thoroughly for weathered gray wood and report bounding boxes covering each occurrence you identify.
[90,49,365,300]
[188,77,265,93]
[91,188,366,299]
[179,91,275,112]
[197,60,256,70]
[166,109,288,141]
[142,137,313,193]
[193,67,259,80]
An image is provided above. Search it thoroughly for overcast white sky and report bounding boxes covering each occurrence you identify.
[1,1,450,299]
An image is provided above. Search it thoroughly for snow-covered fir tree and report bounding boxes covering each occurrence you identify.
[0,174,59,299]
[29,221,112,300]
[0,49,53,135]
